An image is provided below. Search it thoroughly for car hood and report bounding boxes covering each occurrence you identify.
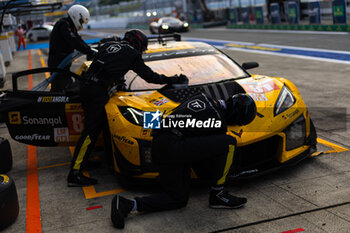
[109,75,307,146]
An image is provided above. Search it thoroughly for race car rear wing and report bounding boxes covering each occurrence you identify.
[148,33,181,45]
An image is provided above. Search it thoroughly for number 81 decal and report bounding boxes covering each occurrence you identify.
[65,103,84,135]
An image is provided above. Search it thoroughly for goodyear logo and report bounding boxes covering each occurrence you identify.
[9,112,21,124]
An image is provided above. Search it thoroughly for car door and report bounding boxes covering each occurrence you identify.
[2,68,84,147]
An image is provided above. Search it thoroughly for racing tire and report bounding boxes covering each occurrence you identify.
[0,137,12,173]
[0,174,19,230]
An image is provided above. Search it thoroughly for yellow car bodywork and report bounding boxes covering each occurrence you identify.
[78,40,316,180]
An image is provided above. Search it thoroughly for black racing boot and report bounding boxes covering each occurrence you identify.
[209,189,247,209]
[111,195,134,229]
[67,170,98,187]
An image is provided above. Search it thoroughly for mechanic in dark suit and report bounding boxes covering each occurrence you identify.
[48,4,95,92]
[111,92,257,229]
[67,29,188,187]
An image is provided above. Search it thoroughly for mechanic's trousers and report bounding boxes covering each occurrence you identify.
[135,132,236,212]
[17,37,26,50]
[71,84,109,171]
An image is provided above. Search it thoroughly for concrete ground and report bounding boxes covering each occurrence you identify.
[0,28,349,233]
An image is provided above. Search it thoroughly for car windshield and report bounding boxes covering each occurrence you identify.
[125,53,247,91]
[161,18,181,24]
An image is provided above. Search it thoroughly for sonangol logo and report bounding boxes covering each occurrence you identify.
[9,112,21,124]
[143,110,161,129]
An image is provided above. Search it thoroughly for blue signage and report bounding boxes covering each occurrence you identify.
[287,1,299,24]
[332,0,347,24]
[241,7,250,24]
[270,3,281,24]
[228,8,238,24]
[309,1,321,24]
[255,6,264,24]
[0,0,29,7]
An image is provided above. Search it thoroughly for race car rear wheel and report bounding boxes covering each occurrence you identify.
[0,137,12,173]
[0,174,19,230]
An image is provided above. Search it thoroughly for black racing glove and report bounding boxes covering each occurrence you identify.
[169,74,189,84]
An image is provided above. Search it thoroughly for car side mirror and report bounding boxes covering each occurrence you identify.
[242,62,259,70]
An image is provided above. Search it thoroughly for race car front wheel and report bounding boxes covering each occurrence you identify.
[0,137,12,173]
[0,174,19,230]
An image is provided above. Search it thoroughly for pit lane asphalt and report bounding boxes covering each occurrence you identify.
[1,28,349,233]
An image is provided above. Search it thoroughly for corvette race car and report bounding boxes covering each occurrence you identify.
[0,34,316,181]
[149,17,189,34]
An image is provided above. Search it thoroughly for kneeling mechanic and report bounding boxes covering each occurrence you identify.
[111,92,257,229]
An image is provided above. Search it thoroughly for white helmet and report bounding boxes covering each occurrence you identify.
[68,5,90,31]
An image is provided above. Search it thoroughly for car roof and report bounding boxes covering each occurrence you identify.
[31,24,53,30]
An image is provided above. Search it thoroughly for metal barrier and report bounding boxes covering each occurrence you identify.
[0,33,12,66]
[7,32,16,55]
[0,51,6,88]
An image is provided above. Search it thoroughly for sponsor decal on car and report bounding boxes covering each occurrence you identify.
[8,112,21,124]
[153,97,169,106]
[9,111,63,126]
[141,129,151,137]
[240,79,280,94]
[248,93,268,102]
[37,96,69,103]
[65,104,84,135]
[15,134,50,141]
[65,103,83,112]
[187,99,206,112]
[22,116,63,126]
[54,127,69,142]
[283,109,300,120]
[113,135,135,145]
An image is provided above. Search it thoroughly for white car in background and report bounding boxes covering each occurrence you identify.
[26,25,53,42]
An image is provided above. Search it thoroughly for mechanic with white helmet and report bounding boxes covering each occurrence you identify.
[67,29,188,187]
[48,4,95,92]
[111,92,257,229]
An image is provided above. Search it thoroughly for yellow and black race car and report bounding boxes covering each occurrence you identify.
[0,34,317,181]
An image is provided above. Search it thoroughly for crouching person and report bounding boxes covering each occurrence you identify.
[111,93,257,229]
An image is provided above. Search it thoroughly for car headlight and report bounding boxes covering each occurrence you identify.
[183,22,189,27]
[119,107,143,126]
[274,85,296,116]
[161,24,169,30]
[283,115,306,151]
